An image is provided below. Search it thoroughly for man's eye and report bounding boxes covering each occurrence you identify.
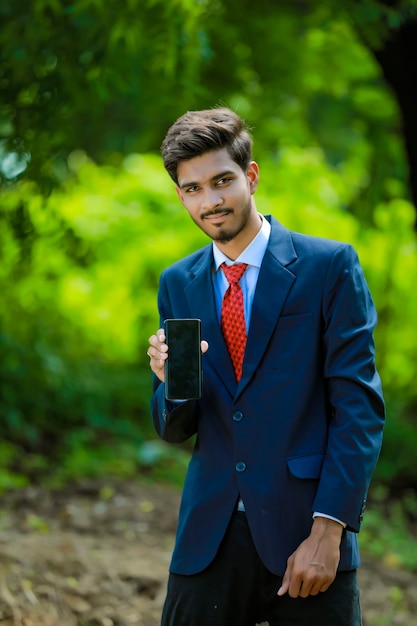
[217,178,231,185]
[186,186,199,193]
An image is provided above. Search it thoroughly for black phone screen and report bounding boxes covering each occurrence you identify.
[164,318,202,401]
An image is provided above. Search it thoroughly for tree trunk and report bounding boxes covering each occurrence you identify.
[371,18,417,227]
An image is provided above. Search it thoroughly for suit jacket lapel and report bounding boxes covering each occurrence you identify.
[237,217,297,398]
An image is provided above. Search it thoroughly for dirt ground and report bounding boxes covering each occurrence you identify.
[0,480,416,626]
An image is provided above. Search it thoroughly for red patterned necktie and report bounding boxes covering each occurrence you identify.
[221,262,248,381]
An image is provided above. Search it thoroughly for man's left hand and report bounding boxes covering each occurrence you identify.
[277,516,343,598]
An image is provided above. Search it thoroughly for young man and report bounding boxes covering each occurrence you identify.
[147,107,385,626]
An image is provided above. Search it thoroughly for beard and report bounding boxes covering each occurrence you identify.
[198,202,252,243]
[211,228,240,244]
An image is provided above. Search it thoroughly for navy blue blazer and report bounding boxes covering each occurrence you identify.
[151,215,385,576]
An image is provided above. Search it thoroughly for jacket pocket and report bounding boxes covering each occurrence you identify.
[277,312,312,328]
[286,453,325,479]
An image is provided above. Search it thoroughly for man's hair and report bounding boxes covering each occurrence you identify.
[161,107,253,184]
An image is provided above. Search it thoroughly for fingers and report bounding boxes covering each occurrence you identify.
[148,329,168,358]
[280,571,335,598]
[277,579,289,597]
[277,566,321,599]
[277,552,336,599]
[277,555,292,597]
[147,329,168,381]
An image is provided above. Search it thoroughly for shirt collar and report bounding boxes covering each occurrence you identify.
[213,214,271,270]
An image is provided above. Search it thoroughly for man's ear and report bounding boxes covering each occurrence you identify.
[247,161,259,193]
[176,186,185,204]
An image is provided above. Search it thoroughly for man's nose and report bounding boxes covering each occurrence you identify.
[201,188,223,211]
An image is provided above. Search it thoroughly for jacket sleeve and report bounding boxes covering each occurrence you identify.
[150,270,199,444]
[151,375,199,443]
[312,244,385,532]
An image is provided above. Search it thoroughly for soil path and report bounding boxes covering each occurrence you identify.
[0,481,415,626]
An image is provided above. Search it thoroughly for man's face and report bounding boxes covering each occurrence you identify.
[176,148,259,245]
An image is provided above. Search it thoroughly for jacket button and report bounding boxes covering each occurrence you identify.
[236,461,247,472]
[233,411,244,422]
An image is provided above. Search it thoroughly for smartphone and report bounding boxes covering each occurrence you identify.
[164,318,202,401]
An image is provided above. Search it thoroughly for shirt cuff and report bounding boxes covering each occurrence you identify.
[313,512,347,528]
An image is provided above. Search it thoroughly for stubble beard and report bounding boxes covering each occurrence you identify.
[202,204,251,244]
[211,228,237,244]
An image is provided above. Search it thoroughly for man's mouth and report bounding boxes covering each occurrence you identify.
[202,209,232,222]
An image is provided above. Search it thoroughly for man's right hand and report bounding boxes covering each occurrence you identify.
[147,328,209,382]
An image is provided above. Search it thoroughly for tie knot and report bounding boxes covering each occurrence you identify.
[221,262,248,285]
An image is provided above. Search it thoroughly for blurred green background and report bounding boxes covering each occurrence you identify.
[1,0,417,569]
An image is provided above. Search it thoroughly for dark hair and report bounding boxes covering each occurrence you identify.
[161,107,253,184]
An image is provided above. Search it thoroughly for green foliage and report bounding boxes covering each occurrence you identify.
[362,485,417,573]
[1,149,417,493]
[1,0,412,227]
[342,0,417,48]
[0,153,207,485]
[0,442,29,492]
[0,0,209,188]
[1,2,417,553]
[137,440,191,487]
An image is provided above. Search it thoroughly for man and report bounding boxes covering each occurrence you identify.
[147,107,385,626]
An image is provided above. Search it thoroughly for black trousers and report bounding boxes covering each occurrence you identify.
[161,511,362,626]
